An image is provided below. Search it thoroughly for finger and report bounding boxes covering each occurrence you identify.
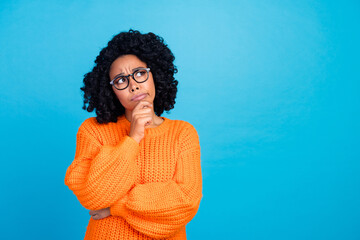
[137,116,153,126]
[134,115,152,124]
[132,113,153,121]
[141,104,151,109]
[134,101,153,111]
[135,103,152,112]
[134,105,152,112]
[132,108,152,116]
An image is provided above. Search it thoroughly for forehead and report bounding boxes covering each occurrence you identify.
[109,54,147,73]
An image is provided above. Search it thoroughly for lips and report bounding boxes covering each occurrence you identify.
[131,93,148,101]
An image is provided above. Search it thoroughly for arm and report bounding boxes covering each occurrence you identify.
[64,122,140,210]
[110,124,203,239]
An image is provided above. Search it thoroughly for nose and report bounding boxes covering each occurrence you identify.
[129,78,140,92]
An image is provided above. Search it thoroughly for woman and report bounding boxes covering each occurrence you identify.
[64,29,203,240]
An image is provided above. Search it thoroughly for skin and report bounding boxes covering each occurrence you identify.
[89,54,164,220]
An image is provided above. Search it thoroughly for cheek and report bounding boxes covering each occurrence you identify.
[113,90,128,106]
[148,78,156,96]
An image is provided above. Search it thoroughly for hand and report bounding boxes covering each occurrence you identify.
[129,100,154,143]
[89,207,111,220]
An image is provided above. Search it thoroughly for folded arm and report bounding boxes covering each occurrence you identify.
[110,125,203,239]
[65,123,140,210]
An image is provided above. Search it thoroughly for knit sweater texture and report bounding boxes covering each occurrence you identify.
[64,115,203,240]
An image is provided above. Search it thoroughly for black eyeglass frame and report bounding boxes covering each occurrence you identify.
[110,67,151,90]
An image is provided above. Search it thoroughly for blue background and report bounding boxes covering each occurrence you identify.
[0,0,359,239]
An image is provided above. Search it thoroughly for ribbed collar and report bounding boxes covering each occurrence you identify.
[117,115,171,136]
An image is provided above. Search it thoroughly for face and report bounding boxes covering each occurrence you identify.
[109,54,155,111]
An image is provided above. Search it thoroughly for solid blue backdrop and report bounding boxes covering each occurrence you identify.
[0,0,359,239]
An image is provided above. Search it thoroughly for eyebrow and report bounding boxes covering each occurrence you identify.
[114,67,146,78]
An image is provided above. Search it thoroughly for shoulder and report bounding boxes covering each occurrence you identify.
[78,117,100,132]
[165,118,197,130]
[77,117,118,140]
[166,118,201,150]
[165,118,199,139]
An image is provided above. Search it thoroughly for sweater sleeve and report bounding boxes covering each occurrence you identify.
[109,124,203,239]
[64,121,140,210]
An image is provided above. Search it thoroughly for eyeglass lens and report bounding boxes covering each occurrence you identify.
[114,69,149,90]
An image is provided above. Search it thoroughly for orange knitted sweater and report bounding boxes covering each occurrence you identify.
[64,115,203,240]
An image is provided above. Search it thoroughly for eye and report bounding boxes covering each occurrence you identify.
[135,70,146,77]
[115,77,126,84]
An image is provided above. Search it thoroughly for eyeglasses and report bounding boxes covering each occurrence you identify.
[110,68,151,90]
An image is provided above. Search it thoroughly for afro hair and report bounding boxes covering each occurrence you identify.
[81,29,178,124]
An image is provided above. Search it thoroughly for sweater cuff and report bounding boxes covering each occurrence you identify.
[116,136,140,156]
[110,195,129,218]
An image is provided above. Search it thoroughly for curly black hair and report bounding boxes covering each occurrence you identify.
[81,29,178,124]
